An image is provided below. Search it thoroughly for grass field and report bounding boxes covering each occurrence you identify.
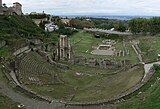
[70,31,138,64]
[70,31,103,56]
[0,46,11,57]
[110,65,160,109]
[139,36,160,63]
[22,52,144,103]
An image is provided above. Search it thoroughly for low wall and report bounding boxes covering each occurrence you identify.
[13,46,30,56]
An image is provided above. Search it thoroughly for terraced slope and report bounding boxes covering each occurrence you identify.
[17,52,63,85]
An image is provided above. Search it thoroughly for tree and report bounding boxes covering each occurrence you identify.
[129,17,160,35]
[149,17,160,35]
[2,3,7,8]
[69,19,95,29]
[129,18,148,34]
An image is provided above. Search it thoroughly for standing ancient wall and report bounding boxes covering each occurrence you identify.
[57,35,71,60]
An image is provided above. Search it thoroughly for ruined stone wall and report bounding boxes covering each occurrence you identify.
[32,18,48,25]
[71,56,130,68]
[0,40,6,48]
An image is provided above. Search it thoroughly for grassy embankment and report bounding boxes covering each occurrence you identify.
[138,36,160,63]
[112,64,160,109]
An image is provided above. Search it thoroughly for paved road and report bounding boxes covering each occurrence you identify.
[84,28,132,35]
[144,61,160,78]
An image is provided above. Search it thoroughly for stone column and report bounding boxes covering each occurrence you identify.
[63,37,65,47]
[63,48,65,59]
[68,49,71,59]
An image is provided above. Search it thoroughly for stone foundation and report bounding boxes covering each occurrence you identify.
[71,56,130,68]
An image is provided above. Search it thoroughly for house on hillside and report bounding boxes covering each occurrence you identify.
[45,22,59,32]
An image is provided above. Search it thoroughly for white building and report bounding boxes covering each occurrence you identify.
[45,22,59,32]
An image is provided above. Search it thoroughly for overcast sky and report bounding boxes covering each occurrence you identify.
[3,0,160,16]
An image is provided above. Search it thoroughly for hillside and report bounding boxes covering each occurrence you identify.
[0,15,45,40]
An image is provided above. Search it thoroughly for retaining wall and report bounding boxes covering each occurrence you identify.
[13,46,30,56]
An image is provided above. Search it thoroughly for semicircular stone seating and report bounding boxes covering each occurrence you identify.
[17,52,63,85]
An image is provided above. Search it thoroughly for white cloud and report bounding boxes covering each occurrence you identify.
[3,0,160,16]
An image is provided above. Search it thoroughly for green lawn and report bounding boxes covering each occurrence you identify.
[70,31,138,64]
[139,36,160,63]
[0,46,11,57]
[124,42,139,64]
[70,31,103,55]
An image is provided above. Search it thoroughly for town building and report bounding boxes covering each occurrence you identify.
[0,0,22,15]
[45,22,59,32]
[30,11,45,15]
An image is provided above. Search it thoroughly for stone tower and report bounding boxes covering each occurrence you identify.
[12,2,22,15]
[0,0,2,8]
[0,0,2,15]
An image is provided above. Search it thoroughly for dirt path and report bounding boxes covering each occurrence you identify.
[144,61,160,78]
